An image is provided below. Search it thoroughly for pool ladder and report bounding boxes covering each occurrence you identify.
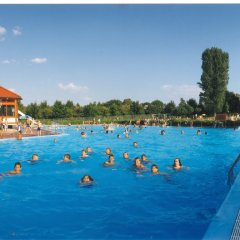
[228,154,240,186]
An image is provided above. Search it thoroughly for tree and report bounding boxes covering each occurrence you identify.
[225,91,240,113]
[26,102,39,118]
[38,101,52,119]
[175,98,194,116]
[187,98,198,110]
[83,103,99,117]
[65,100,75,117]
[198,47,229,114]
[164,101,176,115]
[147,100,165,114]
[52,100,66,118]
[130,101,144,115]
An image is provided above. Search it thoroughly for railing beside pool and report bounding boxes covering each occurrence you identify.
[228,154,240,186]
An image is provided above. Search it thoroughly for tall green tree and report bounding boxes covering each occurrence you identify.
[198,47,229,114]
[65,100,75,117]
[225,91,240,113]
[147,100,165,114]
[52,100,66,118]
[26,102,39,118]
[38,101,52,119]
[164,101,176,115]
[176,98,194,116]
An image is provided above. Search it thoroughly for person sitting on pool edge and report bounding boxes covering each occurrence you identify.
[0,162,22,176]
[133,157,146,170]
[103,154,115,166]
[80,175,94,184]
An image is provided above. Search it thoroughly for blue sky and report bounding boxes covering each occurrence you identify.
[0,4,240,105]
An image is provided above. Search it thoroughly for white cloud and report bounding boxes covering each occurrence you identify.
[12,26,22,36]
[0,26,7,41]
[58,83,88,93]
[31,57,47,64]
[58,82,91,104]
[2,59,16,64]
[160,84,200,103]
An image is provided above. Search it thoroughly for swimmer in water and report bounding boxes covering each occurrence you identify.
[80,175,94,184]
[85,146,93,153]
[151,164,170,177]
[81,150,88,159]
[133,157,145,170]
[103,154,115,166]
[81,131,87,138]
[141,154,150,163]
[105,147,112,156]
[27,153,39,164]
[57,154,74,164]
[133,142,138,148]
[172,158,183,170]
[1,162,22,176]
[160,130,166,135]
[31,154,39,161]
[123,152,130,160]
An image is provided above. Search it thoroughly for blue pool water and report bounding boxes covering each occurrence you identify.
[0,125,239,239]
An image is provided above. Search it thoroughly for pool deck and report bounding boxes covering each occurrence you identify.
[204,174,240,239]
[0,128,59,140]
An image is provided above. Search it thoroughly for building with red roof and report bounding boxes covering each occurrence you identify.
[0,86,22,125]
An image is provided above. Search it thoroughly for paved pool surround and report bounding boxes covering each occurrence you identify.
[204,173,240,239]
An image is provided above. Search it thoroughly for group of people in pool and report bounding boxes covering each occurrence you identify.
[0,125,188,184]
[0,148,185,185]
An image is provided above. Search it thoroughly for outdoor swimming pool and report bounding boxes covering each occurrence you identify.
[0,125,239,239]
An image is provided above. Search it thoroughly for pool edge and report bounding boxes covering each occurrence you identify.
[203,173,240,239]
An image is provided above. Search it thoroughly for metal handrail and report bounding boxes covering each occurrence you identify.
[228,154,240,186]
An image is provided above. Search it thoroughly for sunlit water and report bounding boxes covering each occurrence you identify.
[0,125,239,239]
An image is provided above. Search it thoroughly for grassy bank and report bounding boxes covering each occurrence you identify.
[39,116,240,128]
